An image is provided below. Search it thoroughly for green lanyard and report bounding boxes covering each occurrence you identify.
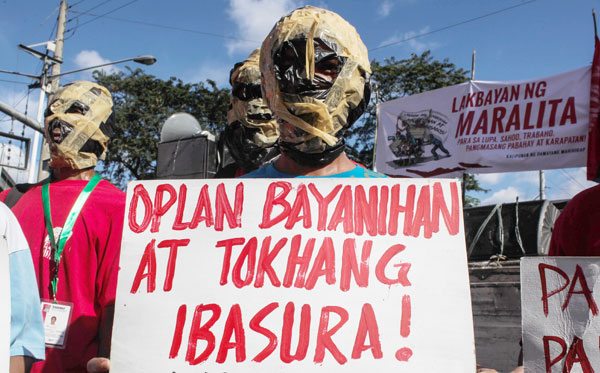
[42,173,102,300]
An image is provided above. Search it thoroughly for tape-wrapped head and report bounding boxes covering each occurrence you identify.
[224,49,279,170]
[44,81,114,170]
[260,6,371,166]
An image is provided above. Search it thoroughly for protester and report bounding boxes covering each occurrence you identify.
[1,202,45,373]
[216,49,279,178]
[242,6,384,178]
[507,184,600,372]
[0,81,125,373]
[548,183,600,256]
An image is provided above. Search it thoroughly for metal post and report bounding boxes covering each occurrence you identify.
[593,9,598,38]
[28,61,48,183]
[463,50,476,204]
[539,170,545,200]
[371,83,379,171]
[470,49,476,81]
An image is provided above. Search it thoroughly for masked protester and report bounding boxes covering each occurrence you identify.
[242,6,385,178]
[0,81,125,373]
[217,49,279,178]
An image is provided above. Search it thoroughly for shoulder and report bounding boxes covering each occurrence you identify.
[559,184,600,220]
[0,202,28,255]
[239,163,280,178]
[335,165,388,178]
[93,179,126,206]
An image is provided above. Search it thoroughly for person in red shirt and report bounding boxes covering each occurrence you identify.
[0,81,125,373]
[548,183,600,256]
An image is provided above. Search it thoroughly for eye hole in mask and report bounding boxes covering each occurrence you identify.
[231,83,263,101]
[47,119,74,144]
[273,38,345,97]
[65,101,90,115]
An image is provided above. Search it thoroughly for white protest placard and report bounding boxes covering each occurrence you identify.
[522,257,600,372]
[376,66,590,177]
[111,178,475,372]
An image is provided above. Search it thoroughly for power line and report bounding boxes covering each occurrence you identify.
[69,9,259,43]
[68,0,115,23]
[559,169,586,190]
[0,79,30,85]
[69,0,89,8]
[66,0,139,32]
[369,0,538,52]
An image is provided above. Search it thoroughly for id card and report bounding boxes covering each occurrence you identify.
[41,300,72,348]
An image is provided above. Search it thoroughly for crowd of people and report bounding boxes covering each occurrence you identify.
[3,5,598,373]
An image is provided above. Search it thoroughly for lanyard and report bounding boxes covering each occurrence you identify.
[42,174,102,300]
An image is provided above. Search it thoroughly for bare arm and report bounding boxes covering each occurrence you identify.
[87,304,114,372]
[9,356,34,373]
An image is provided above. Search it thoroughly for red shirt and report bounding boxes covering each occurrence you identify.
[0,178,125,372]
[548,184,600,256]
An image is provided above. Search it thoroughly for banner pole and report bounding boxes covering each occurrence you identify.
[593,9,598,38]
[463,50,476,205]
[372,83,380,171]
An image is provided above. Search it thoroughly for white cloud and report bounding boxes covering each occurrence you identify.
[225,0,301,55]
[513,170,540,186]
[378,26,438,53]
[188,63,231,88]
[73,50,121,80]
[378,0,394,17]
[481,186,522,206]
[475,172,503,186]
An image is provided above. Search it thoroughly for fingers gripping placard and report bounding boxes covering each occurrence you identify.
[111,178,475,372]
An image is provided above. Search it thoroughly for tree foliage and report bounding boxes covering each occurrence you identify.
[94,68,229,188]
[346,50,487,206]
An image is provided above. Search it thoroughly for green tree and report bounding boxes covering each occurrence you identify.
[346,50,487,206]
[94,68,229,188]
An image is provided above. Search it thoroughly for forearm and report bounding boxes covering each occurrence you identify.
[98,304,115,358]
[9,356,33,373]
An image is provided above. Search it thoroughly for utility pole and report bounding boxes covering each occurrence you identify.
[50,0,68,92]
[30,0,67,182]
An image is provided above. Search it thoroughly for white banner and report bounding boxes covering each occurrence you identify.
[376,66,591,177]
[111,178,475,372]
[521,257,600,372]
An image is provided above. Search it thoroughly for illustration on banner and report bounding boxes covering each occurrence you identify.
[387,109,451,167]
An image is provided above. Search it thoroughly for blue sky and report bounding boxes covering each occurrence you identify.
[0,0,597,202]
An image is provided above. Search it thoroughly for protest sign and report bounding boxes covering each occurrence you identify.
[522,257,600,372]
[111,178,475,372]
[376,66,590,177]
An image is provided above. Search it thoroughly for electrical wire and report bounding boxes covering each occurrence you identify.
[66,0,139,32]
[369,0,538,52]
[68,0,115,23]
[0,79,30,85]
[69,0,89,8]
[68,9,259,43]
[559,169,586,190]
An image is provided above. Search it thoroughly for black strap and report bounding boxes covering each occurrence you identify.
[4,178,50,208]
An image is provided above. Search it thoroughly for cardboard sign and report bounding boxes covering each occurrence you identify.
[522,257,600,372]
[376,66,590,177]
[111,178,476,372]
